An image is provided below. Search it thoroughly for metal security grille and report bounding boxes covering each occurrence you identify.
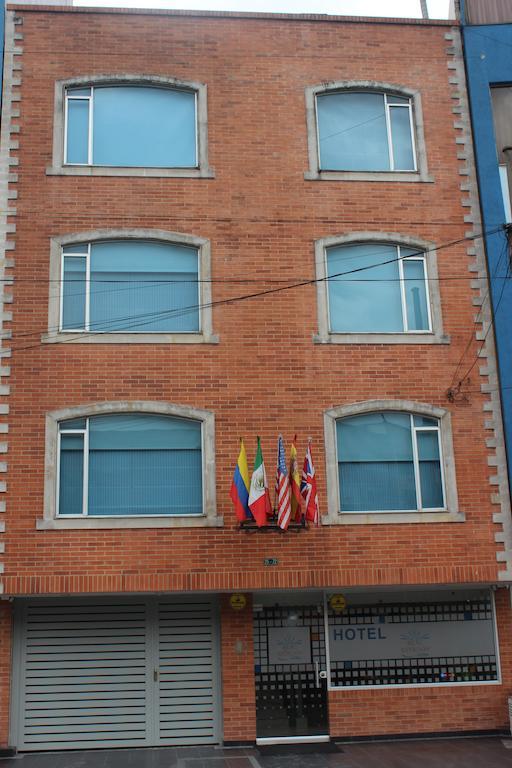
[328,597,498,687]
[13,597,220,751]
[253,605,328,739]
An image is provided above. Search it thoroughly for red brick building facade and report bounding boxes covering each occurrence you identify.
[0,4,511,751]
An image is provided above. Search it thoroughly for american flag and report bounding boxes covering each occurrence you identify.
[276,435,291,530]
[301,440,319,526]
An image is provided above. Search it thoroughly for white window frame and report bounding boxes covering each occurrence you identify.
[43,229,218,345]
[324,243,432,336]
[58,239,202,336]
[314,91,417,174]
[336,413,446,515]
[499,164,512,223]
[314,232,448,345]
[49,75,213,179]
[56,413,204,519]
[64,84,198,169]
[39,402,221,530]
[323,400,462,525]
[305,81,432,183]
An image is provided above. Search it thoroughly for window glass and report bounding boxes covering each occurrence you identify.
[336,412,445,513]
[417,430,444,508]
[413,415,437,427]
[316,90,415,172]
[66,99,89,164]
[63,243,88,255]
[327,243,402,333]
[337,412,416,511]
[327,594,497,688]
[58,414,203,517]
[386,94,409,105]
[59,433,84,516]
[65,85,197,168]
[403,259,429,331]
[62,256,86,331]
[317,92,388,171]
[327,243,430,333]
[68,87,91,98]
[61,240,199,333]
[389,106,415,170]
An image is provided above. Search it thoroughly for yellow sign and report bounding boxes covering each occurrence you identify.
[329,594,347,613]
[229,593,247,611]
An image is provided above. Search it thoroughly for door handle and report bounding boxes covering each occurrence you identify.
[314,660,320,688]
[153,668,159,682]
[319,670,328,680]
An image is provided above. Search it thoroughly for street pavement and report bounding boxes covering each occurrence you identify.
[1,737,512,768]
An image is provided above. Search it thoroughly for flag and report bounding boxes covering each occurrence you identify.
[248,436,272,527]
[301,439,319,525]
[276,435,292,530]
[230,439,251,522]
[289,435,303,523]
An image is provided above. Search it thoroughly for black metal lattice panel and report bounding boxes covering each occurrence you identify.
[328,598,498,687]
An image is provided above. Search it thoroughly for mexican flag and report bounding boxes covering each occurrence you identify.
[248,436,272,527]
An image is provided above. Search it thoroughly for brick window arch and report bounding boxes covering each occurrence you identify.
[39,401,220,530]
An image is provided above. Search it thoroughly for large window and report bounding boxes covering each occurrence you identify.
[58,413,203,517]
[305,82,430,182]
[60,239,199,334]
[336,412,445,513]
[65,85,197,168]
[316,91,415,172]
[327,591,498,689]
[326,242,430,334]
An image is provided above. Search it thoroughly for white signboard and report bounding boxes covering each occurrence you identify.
[268,626,312,665]
[329,619,495,662]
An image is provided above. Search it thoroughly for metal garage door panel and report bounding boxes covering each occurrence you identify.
[157,600,219,745]
[14,597,220,751]
[17,601,150,750]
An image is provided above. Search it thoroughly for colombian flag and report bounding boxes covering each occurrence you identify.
[230,439,251,522]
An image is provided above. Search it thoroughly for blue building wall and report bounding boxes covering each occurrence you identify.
[0,0,4,105]
[460,0,512,486]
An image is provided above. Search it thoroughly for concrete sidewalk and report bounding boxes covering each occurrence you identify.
[1,737,512,768]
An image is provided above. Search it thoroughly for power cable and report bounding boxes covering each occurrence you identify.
[448,232,509,390]
[7,225,504,353]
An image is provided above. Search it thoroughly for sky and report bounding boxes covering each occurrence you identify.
[74,0,452,19]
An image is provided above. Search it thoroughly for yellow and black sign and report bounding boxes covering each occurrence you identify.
[329,593,347,613]
[229,593,247,611]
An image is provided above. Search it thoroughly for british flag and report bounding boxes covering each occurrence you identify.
[301,440,319,526]
[276,435,291,530]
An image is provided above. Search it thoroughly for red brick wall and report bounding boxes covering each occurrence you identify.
[1,9,502,595]
[220,594,256,742]
[328,588,512,738]
[1,6,509,742]
[0,602,13,748]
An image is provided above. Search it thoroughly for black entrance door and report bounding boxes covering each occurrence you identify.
[254,604,328,739]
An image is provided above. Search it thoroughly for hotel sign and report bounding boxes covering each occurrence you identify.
[329,618,495,662]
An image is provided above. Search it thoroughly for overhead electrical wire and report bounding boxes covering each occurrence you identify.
[448,234,510,391]
[6,225,505,353]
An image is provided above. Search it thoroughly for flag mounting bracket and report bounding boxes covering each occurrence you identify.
[239,518,307,533]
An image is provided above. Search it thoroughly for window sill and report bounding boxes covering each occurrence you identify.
[322,511,465,525]
[46,165,216,179]
[304,170,434,183]
[36,515,224,530]
[314,333,450,345]
[41,332,219,345]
